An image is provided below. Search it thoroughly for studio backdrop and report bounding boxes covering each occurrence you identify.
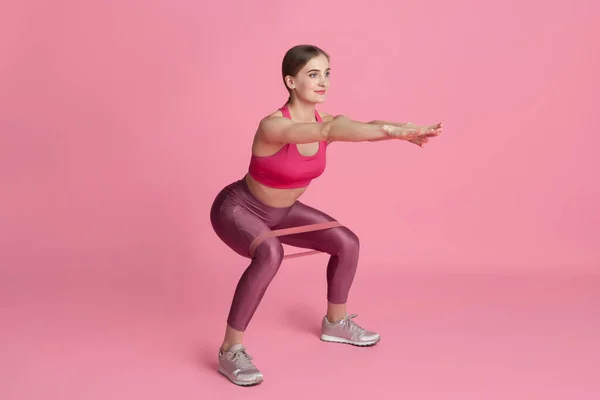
[1,0,598,286]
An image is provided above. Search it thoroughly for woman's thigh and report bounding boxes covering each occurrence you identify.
[211,204,278,258]
[273,201,359,254]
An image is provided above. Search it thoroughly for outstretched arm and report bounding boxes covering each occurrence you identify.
[369,119,441,131]
[326,115,390,142]
[258,114,399,145]
[257,111,439,147]
[368,119,443,147]
[319,112,441,146]
[326,115,437,143]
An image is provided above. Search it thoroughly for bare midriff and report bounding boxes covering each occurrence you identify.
[244,173,307,208]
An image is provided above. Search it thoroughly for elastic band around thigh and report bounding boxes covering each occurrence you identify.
[248,221,343,259]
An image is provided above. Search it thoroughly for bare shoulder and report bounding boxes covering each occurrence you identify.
[317,110,335,122]
[257,109,290,134]
[260,108,334,124]
[254,107,334,142]
[254,108,293,149]
[264,108,284,120]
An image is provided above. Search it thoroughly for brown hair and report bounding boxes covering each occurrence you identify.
[282,44,330,103]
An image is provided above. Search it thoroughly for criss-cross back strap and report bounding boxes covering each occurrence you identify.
[248,221,343,259]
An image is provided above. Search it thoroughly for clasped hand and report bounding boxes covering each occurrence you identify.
[382,122,443,148]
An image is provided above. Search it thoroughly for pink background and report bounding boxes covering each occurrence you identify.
[1,1,599,399]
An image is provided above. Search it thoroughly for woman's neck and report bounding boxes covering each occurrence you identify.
[285,100,317,122]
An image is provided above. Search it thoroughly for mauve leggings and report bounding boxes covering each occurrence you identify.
[210,177,360,332]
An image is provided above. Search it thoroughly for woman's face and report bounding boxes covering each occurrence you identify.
[286,53,330,104]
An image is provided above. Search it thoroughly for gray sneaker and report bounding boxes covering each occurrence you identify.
[320,313,381,346]
[218,344,264,386]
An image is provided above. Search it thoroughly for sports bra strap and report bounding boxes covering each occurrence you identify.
[280,104,323,123]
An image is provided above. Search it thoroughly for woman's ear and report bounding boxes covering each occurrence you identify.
[285,76,295,90]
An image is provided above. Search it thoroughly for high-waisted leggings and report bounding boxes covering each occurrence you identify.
[210,177,360,332]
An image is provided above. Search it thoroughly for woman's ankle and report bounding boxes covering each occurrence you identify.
[327,302,347,322]
[221,324,245,352]
[221,342,239,353]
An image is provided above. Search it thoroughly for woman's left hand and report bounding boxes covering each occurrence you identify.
[408,122,442,147]
[410,122,442,136]
[409,137,429,147]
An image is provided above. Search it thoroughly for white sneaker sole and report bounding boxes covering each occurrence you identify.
[218,366,263,386]
[320,334,381,347]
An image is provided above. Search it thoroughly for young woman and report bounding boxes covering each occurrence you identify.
[210,44,442,386]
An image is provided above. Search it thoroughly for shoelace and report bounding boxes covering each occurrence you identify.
[341,313,364,333]
[228,348,255,369]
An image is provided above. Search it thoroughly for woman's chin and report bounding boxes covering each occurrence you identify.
[296,95,327,105]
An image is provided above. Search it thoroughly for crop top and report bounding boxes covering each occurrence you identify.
[247,105,327,189]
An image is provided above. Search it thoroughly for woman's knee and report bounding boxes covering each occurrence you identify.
[255,237,285,267]
[334,226,360,254]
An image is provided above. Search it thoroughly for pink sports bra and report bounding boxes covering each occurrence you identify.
[248,105,327,189]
